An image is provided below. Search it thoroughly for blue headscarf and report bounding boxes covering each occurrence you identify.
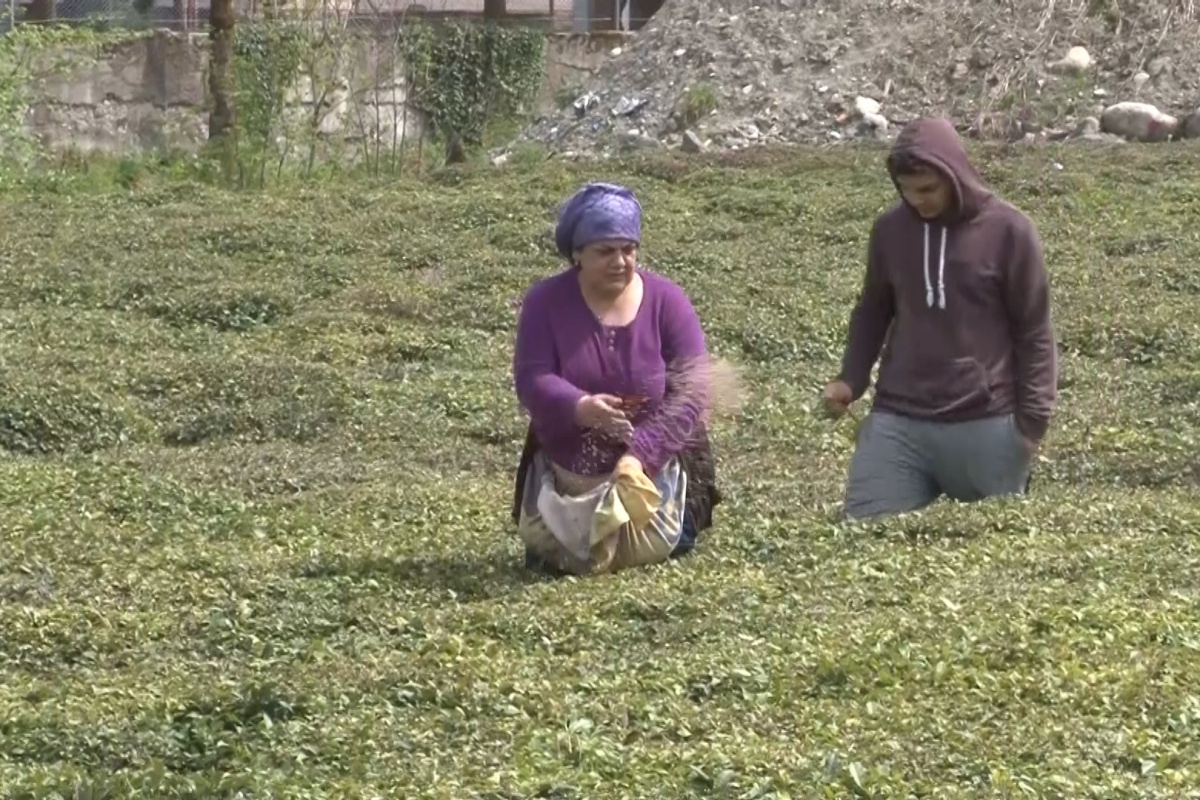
[554,182,643,260]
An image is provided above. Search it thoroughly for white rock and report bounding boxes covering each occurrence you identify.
[854,95,881,117]
[1132,71,1151,91]
[1050,45,1092,74]
[1100,101,1178,142]
[1064,46,1092,70]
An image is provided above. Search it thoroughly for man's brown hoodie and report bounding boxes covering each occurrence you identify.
[837,117,1059,442]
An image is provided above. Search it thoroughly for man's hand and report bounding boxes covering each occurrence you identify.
[822,380,854,418]
[575,394,634,440]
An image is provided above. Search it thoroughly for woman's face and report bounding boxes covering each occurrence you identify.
[575,239,638,295]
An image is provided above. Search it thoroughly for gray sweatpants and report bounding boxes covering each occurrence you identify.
[843,411,1033,520]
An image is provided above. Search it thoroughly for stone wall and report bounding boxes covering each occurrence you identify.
[21,26,626,155]
[536,30,630,109]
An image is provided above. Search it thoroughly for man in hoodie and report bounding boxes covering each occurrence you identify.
[823,117,1059,520]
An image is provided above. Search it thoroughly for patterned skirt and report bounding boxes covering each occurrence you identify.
[515,452,687,575]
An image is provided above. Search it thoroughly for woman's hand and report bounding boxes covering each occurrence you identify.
[614,454,644,476]
[575,394,633,441]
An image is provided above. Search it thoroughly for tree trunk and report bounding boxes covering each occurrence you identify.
[483,0,505,20]
[208,0,236,142]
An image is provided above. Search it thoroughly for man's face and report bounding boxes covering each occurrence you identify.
[896,168,953,220]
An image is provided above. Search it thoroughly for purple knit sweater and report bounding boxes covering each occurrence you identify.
[512,268,708,477]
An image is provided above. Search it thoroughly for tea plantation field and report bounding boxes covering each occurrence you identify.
[1,144,1199,798]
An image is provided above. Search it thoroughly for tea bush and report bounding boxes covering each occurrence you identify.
[1,142,1199,798]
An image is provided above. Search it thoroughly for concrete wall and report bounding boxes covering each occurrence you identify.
[535,30,630,108]
[20,26,627,155]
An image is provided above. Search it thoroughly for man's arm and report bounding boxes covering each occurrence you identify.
[837,220,895,399]
[1003,215,1058,443]
[512,286,587,442]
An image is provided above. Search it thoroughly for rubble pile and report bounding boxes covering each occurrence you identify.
[502,0,1200,159]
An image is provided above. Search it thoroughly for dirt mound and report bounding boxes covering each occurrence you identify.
[507,0,1200,157]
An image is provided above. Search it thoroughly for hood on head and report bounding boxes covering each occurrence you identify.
[886,117,992,223]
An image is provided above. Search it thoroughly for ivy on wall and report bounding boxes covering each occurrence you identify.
[0,26,148,180]
[230,19,308,185]
[0,17,546,185]
[401,20,546,143]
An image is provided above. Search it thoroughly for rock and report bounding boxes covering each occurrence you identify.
[1147,56,1172,78]
[681,129,706,152]
[1080,132,1127,145]
[1183,110,1200,140]
[736,122,763,139]
[1050,45,1092,75]
[506,0,1200,158]
[857,111,889,139]
[1100,101,1178,142]
[969,50,994,70]
[618,131,661,150]
[612,96,647,116]
[1075,116,1101,137]
[573,92,600,118]
[492,152,509,166]
[854,95,881,118]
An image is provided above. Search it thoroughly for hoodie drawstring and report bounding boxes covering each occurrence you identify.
[922,223,947,309]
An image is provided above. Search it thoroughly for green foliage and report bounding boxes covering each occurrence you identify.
[231,19,308,188]
[0,26,148,184]
[402,20,546,143]
[1,143,1200,796]
[0,373,146,454]
[679,82,718,127]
